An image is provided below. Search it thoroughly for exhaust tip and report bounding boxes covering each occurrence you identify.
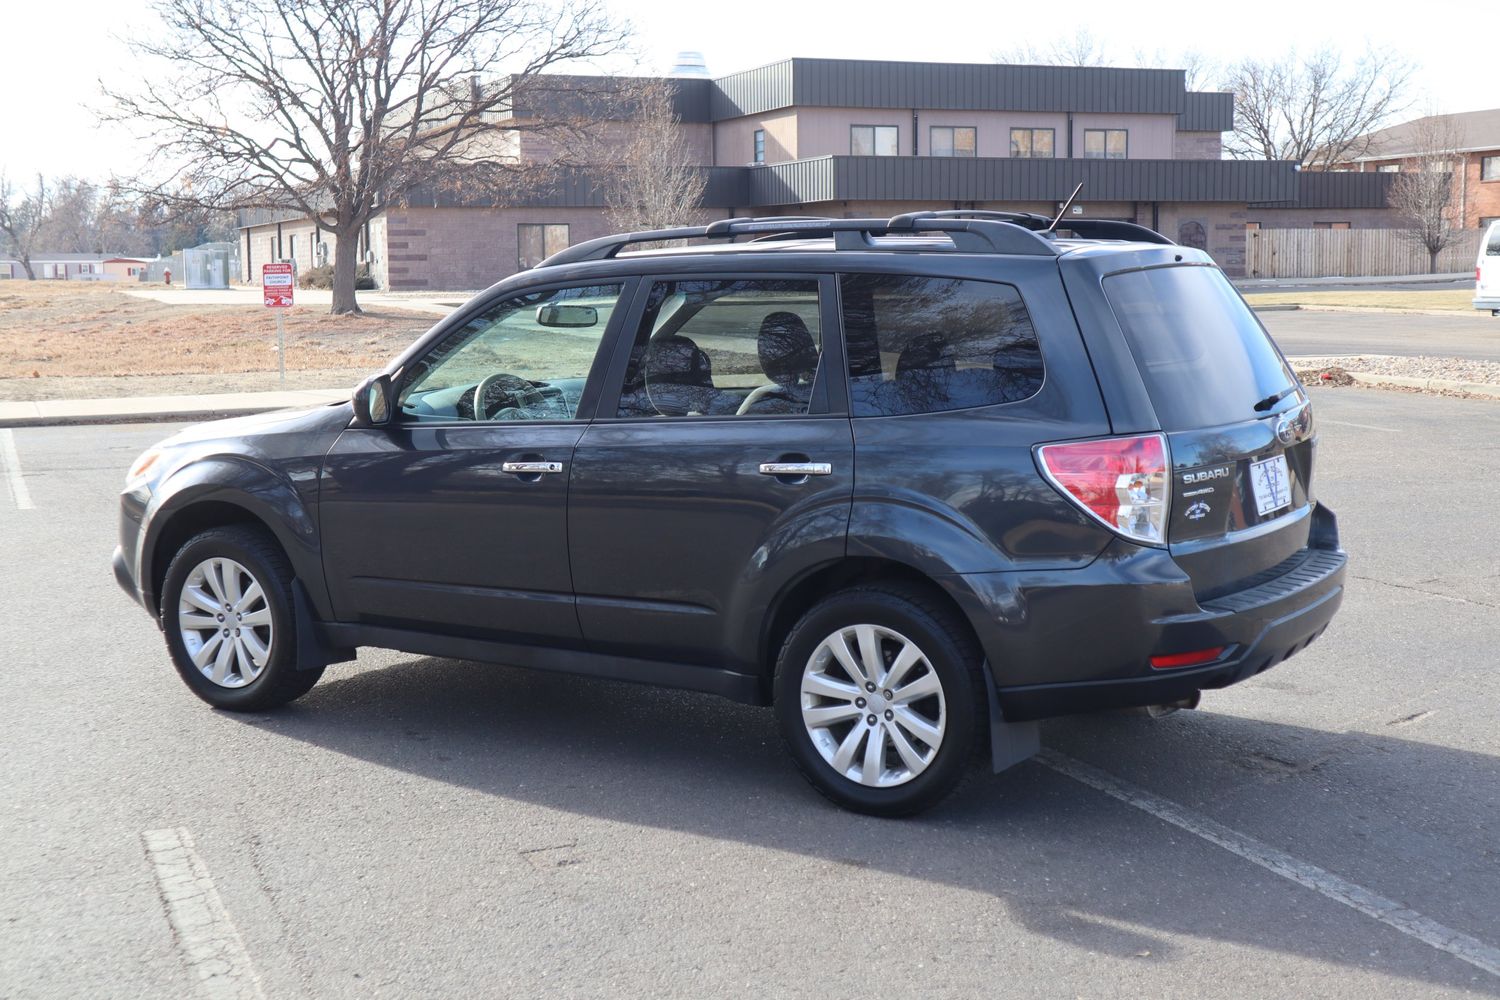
[1146,690,1201,718]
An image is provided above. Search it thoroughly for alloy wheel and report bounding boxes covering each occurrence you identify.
[799,624,947,788]
[176,557,274,689]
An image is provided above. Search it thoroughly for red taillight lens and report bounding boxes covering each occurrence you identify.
[1037,433,1169,545]
[1150,647,1226,669]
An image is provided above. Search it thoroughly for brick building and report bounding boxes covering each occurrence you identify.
[239,57,1398,288]
[1330,108,1500,231]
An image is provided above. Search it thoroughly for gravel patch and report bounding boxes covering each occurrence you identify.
[1288,354,1500,384]
[1291,354,1500,401]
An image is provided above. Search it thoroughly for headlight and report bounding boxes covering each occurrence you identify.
[126,448,163,487]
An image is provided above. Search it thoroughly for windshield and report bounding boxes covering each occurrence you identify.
[1104,264,1296,430]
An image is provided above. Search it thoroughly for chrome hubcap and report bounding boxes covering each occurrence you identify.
[177,557,273,689]
[800,624,946,788]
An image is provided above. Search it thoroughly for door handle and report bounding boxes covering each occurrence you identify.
[758,462,832,477]
[502,461,564,474]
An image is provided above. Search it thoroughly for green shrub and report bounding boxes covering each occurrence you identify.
[298,263,374,290]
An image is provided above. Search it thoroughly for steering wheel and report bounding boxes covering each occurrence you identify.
[736,383,795,416]
[470,372,537,420]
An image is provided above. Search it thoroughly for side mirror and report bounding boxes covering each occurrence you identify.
[536,303,598,328]
[351,373,393,427]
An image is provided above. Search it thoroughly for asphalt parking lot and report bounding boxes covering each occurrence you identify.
[1260,309,1500,362]
[2,387,1498,999]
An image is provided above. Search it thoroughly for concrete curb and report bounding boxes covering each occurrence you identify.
[0,389,348,428]
[1340,371,1500,398]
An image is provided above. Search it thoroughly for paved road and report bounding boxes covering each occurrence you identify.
[3,390,1499,999]
[1262,309,1500,362]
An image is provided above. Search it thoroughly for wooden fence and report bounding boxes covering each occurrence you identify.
[1245,228,1482,279]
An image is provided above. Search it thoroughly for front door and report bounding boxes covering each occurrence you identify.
[319,281,630,646]
[568,275,853,671]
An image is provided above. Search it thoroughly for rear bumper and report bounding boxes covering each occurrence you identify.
[1474,295,1500,312]
[956,503,1347,721]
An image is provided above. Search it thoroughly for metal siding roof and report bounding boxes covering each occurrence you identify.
[710,59,1190,118]
[746,156,1297,205]
[1250,171,1395,209]
[1180,92,1235,132]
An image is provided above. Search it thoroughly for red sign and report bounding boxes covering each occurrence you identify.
[262,262,294,308]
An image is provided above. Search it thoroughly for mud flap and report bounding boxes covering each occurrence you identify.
[982,660,1040,772]
[292,579,356,671]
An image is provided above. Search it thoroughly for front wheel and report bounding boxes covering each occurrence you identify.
[160,525,324,711]
[773,585,987,816]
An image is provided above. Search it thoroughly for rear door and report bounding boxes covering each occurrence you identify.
[1092,261,1317,599]
[567,273,853,672]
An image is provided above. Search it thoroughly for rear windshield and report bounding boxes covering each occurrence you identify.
[1486,223,1500,256]
[1104,265,1295,430]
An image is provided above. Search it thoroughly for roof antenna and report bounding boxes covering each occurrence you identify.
[1047,182,1084,233]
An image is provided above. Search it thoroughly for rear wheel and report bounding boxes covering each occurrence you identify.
[773,585,987,816]
[160,526,323,711]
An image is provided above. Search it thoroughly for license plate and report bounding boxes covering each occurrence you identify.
[1250,454,1292,517]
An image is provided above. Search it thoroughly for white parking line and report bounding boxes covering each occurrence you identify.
[142,828,266,1000]
[1322,419,1400,433]
[1038,750,1500,979]
[0,429,35,509]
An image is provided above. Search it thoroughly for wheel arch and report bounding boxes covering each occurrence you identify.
[757,556,988,703]
[142,458,329,618]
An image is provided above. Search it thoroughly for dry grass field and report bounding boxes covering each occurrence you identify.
[0,282,436,400]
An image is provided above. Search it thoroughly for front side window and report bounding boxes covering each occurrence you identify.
[1377,163,1400,173]
[1084,128,1128,159]
[1483,156,1500,181]
[753,129,766,164]
[1009,128,1055,158]
[851,125,899,157]
[840,274,1044,417]
[398,283,623,422]
[930,126,976,157]
[615,278,823,418]
[518,223,570,270]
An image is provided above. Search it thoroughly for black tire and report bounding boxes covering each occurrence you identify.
[160,525,324,711]
[773,583,988,817]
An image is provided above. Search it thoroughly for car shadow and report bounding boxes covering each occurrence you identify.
[237,654,1499,994]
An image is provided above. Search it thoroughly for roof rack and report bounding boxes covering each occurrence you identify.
[891,209,1175,245]
[535,209,1173,268]
[539,215,1059,266]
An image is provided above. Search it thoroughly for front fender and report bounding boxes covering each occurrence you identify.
[139,455,330,617]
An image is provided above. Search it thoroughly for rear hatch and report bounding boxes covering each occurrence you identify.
[1103,263,1316,599]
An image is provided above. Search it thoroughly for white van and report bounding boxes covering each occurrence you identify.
[1477,220,1500,315]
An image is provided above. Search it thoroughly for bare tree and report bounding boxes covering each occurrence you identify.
[995,28,1111,67]
[1389,115,1464,273]
[104,0,627,313]
[0,174,51,280]
[1222,47,1410,169]
[597,79,707,236]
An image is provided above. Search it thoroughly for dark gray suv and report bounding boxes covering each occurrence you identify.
[113,212,1346,815]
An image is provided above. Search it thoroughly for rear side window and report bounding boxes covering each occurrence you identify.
[840,274,1044,417]
[1486,223,1500,256]
[1104,265,1295,430]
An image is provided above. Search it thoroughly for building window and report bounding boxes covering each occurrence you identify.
[1377,164,1400,173]
[930,126,977,157]
[1483,156,1500,181]
[1009,128,1055,158]
[753,129,765,164]
[1083,129,1128,159]
[851,125,899,157]
[518,223,570,270]
[287,235,297,264]
[1313,222,1351,230]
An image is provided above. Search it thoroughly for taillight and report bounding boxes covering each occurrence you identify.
[1037,433,1170,545]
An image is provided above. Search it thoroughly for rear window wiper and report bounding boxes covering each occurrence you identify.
[1253,384,1298,412]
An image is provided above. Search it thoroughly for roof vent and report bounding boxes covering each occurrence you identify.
[668,50,711,79]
